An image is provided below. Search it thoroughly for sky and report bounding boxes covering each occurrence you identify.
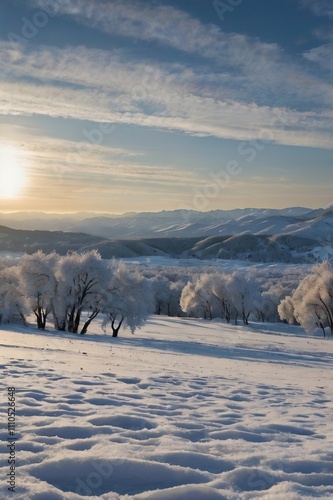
[0,0,332,214]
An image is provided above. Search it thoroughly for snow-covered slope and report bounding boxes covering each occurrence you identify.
[280,208,333,242]
[1,317,333,499]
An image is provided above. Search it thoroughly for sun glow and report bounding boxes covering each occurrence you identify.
[0,146,28,199]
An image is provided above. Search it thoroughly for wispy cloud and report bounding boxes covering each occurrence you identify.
[26,0,281,67]
[304,43,333,73]
[5,135,196,187]
[2,40,331,112]
[1,41,333,150]
[21,0,333,107]
[299,0,333,18]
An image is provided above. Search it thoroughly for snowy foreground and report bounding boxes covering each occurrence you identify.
[1,318,333,499]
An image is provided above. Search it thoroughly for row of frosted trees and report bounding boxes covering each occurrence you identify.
[148,267,300,324]
[0,250,332,337]
[0,251,152,336]
[148,262,333,336]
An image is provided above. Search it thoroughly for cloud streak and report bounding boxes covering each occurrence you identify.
[4,135,197,188]
[19,0,333,108]
[26,0,281,65]
[1,42,333,150]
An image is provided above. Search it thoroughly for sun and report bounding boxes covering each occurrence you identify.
[0,146,27,199]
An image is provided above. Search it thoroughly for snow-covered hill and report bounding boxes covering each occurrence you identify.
[1,224,330,263]
[1,317,333,499]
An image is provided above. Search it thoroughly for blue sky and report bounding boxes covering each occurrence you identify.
[0,0,332,213]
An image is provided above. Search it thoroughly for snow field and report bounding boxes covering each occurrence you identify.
[0,317,333,499]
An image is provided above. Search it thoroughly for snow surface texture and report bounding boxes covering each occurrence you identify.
[1,317,333,499]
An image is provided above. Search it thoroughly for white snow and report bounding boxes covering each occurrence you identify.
[1,317,333,499]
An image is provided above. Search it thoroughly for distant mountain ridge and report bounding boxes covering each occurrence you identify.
[1,207,330,242]
[0,210,333,263]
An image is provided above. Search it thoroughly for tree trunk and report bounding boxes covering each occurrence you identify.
[111,316,124,337]
[225,304,231,324]
[80,310,99,334]
[112,326,120,337]
[55,318,66,331]
[67,306,75,332]
[34,307,47,330]
[319,298,333,333]
[73,308,82,333]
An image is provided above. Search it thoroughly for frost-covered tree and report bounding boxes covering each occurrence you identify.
[150,276,172,315]
[56,250,109,334]
[180,274,219,320]
[102,261,153,337]
[168,281,185,317]
[228,271,261,325]
[180,273,241,321]
[0,265,28,325]
[150,276,185,317]
[254,291,280,322]
[209,273,233,322]
[180,280,205,319]
[278,295,297,325]
[50,278,68,332]
[19,251,58,330]
[278,261,333,336]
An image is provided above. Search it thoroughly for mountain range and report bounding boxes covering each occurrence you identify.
[0,207,332,263]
